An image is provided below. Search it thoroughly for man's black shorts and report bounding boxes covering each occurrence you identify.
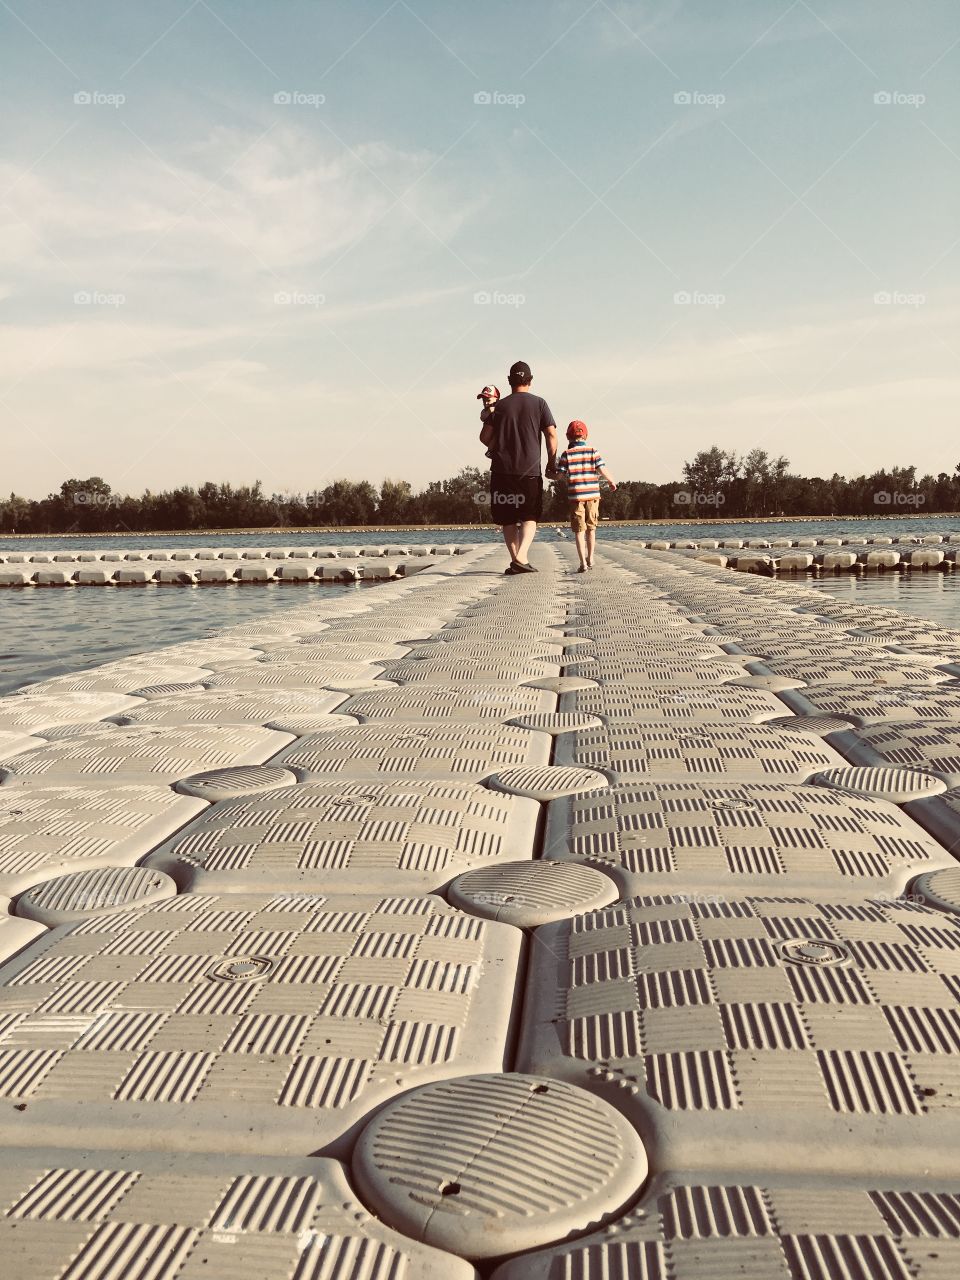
[489,473,543,525]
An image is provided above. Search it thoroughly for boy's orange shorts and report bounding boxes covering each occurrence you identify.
[570,499,600,532]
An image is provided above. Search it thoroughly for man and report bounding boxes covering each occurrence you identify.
[479,360,558,574]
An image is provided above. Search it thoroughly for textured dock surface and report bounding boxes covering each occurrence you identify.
[3,537,960,1275]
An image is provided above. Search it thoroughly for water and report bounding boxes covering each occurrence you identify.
[809,572,960,630]
[2,514,958,555]
[0,582,353,697]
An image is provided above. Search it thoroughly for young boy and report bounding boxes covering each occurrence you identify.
[555,420,616,571]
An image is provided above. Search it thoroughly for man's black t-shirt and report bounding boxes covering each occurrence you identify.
[488,392,555,478]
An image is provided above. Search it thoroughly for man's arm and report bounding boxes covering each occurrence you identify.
[543,424,558,474]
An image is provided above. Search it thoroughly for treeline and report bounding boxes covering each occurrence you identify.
[2,449,958,533]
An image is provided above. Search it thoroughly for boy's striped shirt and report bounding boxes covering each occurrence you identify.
[558,443,605,500]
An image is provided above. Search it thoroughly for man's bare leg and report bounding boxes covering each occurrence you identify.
[501,523,520,562]
[585,528,596,568]
[573,528,588,569]
[514,520,537,565]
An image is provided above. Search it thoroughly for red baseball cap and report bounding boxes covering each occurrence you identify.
[567,420,589,440]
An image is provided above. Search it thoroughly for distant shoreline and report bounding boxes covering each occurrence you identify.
[1,511,958,539]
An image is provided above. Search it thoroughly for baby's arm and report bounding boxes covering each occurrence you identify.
[479,406,495,448]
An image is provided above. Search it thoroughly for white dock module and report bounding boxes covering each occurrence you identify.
[491,1171,960,1280]
[272,723,551,782]
[115,689,350,727]
[554,723,843,782]
[0,1149,475,1280]
[0,785,206,895]
[374,657,561,684]
[18,663,212,695]
[335,683,555,723]
[561,683,789,723]
[0,914,46,962]
[570,659,745,686]
[0,731,42,757]
[0,725,292,787]
[783,683,960,724]
[0,892,521,1158]
[832,722,960,788]
[750,657,952,686]
[517,893,960,1178]
[542,780,955,899]
[254,640,409,661]
[201,663,386,692]
[0,692,143,734]
[144,780,539,894]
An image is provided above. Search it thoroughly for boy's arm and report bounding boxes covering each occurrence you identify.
[598,465,617,491]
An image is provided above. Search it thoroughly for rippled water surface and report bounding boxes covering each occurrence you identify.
[808,572,960,629]
[0,583,353,697]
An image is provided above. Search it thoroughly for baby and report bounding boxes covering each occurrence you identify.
[477,385,500,457]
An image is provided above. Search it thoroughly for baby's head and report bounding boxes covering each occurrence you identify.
[567,420,589,442]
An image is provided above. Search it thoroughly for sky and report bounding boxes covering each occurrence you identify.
[1,0,959,500]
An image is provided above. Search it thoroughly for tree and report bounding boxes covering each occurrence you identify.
[378,479,414,525]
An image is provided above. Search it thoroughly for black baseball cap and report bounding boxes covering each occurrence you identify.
[508,360,532,383]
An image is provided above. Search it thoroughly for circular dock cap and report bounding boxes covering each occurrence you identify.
[912,867,960,914]
[448,861,619,925]
[130,682,205,700]
[174,765,298,802]
[767,714,858,736]
[506,712,603,735]
[486,765,609,801]
[523,676,599,693]
[264,713,359,735]
[731,674,807,691]
[15,865,176,927]
[811,765,947,803]
[352,1073,647,1259]
[37,722,120,741]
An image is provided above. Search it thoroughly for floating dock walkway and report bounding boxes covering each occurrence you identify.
[1,539,960,1276]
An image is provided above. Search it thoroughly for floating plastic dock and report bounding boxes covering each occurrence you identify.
[2,538,960,1276]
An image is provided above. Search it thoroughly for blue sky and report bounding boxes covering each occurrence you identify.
[2,0,958,499]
